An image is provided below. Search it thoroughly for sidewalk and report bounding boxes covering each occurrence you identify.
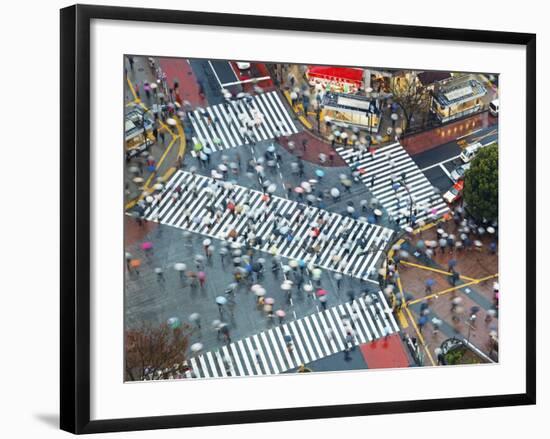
[158,57,207,107]
[401,112,498,155]
[396,219,499,361]
[278,130,346,167]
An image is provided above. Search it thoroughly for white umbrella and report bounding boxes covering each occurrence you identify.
[281,281,293,291]
[174,263,186,271]
[190,342,203,353]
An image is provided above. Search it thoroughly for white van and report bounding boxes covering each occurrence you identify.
[460,142,483,163]
[489,99,499,117]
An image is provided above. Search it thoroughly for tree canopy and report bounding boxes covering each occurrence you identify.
[125,322,192,381]
[463,143,498,221]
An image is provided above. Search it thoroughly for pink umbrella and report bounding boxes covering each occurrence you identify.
[197,271,206,280]
[294,187,304,194]
[316,289,328,297]
[275,309,286,318]
[141,242,153,250]
[265,297,275,305]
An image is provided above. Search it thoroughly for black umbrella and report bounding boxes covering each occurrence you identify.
[252,262,263,272]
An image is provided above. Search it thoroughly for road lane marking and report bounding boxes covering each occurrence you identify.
[420,154,461,172]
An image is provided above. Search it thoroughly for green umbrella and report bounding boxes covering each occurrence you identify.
[194,141,203,152]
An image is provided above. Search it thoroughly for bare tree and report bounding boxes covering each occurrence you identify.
[125,322,192,381]
[389,73,431,133]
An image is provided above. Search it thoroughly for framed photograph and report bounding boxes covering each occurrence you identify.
[60,4,536,434]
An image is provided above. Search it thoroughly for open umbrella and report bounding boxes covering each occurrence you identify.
[281,281,293,291]
[216,296,228,305]
[303,284,314,293]
[190,342,203,353]
[265,297,275,305]
[167,317,181,329]
[254,287,266,297]
[275,309,286,318]
[315,169,325,178]
[141,242,153,250]
[316,289,328,297]
[174,263,187,271]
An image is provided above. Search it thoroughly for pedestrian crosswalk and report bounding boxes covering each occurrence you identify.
[335,142,450,228]
[143,170,393,280]
[188,90,299,151]
[184,292,400,378]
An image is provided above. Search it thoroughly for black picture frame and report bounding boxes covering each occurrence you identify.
[60,4,536,434]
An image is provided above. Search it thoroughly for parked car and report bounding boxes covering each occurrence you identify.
[443,180,464,204]
[489,99,499,117]
[450,163,471,182]
[460,142,483,163]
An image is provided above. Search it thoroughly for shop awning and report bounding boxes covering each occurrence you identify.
[307,66,363,84]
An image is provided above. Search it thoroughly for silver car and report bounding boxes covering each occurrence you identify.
[450,163,471,182]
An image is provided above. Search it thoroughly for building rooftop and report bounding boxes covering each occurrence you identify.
[322,92,378,114]
[433,75,487,107]
[417,71,452,86]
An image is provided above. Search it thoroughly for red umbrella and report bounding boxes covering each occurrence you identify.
[141,242,153,250]
[316,289,328,297]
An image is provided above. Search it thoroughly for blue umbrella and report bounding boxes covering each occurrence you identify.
[367,215,376,224]
[298,259,306,267]
[418,315,428,326]
[426,278,434,287]
[245,263,253,273]
[315,169,325,178]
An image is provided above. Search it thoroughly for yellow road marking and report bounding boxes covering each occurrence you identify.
[174,117,186,159]
[400,261,476,282]
[404,307,435,366]
[126,76,138,100]
[397,310,409,328]
[143,137,177,188]
[408,273,499,305]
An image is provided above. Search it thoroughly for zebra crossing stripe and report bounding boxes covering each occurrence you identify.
[259,332,280,374]
[335,142,450,228]
[281,324,303,366]
[358,297,380,339]
[189,357,201,378]
[198,355,210,378]
[273,326,295,370]
[267,328,288,372]
[143,170,394,281]
[221,345,237,376]
[244,337,263,375]
[309,314,332,356]
[229,343,245,376]
[288,321,310,364]
[186,291,400,379]
[378,291,400,332]
[295,318,318,361]
[316,311,339,354]
[187,91,298,152]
